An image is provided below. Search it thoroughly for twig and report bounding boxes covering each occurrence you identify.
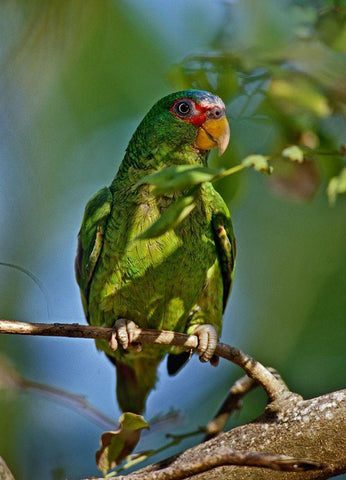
[0,319,288,402]
[204,368,285,440]
[204,375,254,441]
[0,353,116,429]
[85,449,322,480]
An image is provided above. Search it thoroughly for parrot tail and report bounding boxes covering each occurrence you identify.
[111,356,162,414]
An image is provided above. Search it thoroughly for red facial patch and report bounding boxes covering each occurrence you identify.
[170,98,214,127]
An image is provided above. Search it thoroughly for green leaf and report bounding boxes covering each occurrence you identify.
[327,167,346,205]
[282,145,304,163]
[135,165,194,189]
[136,192,197,240]
[95,412,149,475]
[136,165,223,195]
[242,154,273,174]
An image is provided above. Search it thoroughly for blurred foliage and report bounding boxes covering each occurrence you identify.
[170,0,346,204]
[0,0,345,478]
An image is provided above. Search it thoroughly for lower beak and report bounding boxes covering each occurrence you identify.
[195,116,230,156]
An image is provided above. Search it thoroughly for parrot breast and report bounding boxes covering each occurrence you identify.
[87,182,224,359]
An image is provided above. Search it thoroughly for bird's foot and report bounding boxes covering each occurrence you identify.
[193,324,219,366]
[109,319,142,352]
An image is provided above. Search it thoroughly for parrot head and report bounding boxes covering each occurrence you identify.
[167,90,230,156]
[126,90,230,167]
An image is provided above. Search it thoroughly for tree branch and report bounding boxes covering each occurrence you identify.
[0,319,287,402]
[86,450,322,480]
[90,390,345,480]
[1,320,345,479]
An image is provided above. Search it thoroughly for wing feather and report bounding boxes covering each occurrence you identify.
[211,198,236,312]
[75,186,112,317]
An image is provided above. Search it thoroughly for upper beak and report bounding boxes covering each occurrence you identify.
[195,115,230,156]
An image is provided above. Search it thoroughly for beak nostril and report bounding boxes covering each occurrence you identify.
[209,107,224,119]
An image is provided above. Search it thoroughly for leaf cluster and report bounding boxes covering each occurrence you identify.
[134,147,323,240]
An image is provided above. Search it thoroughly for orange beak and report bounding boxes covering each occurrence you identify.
[195,116,230,156]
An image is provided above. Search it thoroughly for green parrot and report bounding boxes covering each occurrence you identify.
[75,90,236,414]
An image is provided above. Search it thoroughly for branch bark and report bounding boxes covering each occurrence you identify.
[98,450,322,480]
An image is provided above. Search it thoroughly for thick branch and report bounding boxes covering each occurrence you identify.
[99,390,346,480]
[89,450,321,480]
[0,319,286,401]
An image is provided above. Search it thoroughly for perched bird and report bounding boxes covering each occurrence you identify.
[75,90,236,414]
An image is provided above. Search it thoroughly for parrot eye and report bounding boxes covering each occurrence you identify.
[174,100,193,118]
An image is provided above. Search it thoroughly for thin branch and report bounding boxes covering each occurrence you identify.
[0,353,116,429]
[20,381,116,430]
[204,374,255,441]
[0,319,288,402]
[85,449,322,480]
[204,368,286,440]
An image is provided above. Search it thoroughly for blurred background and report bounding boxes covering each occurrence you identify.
[0,0,345,478]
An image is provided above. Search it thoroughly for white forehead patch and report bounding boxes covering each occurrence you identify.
[198,93,225,110]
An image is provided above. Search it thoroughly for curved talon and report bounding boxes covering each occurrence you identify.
[131,342,143,353]
[109,319,138,351]
[193,324,219,363]
[210,354,219,367]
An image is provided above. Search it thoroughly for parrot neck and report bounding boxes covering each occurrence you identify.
[114,106,210,180]
[117,141,209,179]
